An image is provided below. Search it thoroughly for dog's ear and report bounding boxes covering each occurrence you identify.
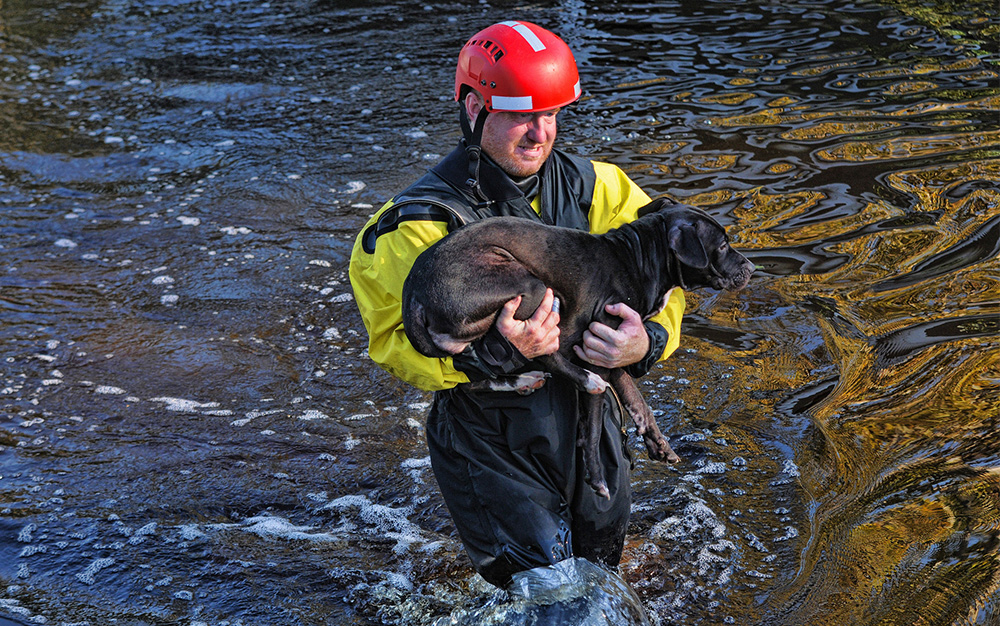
[668,223,710,269]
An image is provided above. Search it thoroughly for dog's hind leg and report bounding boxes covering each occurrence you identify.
[463,371,549,394]
[577,393,610,499]
[609,369,680,464]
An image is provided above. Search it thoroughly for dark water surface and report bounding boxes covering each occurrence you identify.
[2,1,998,624]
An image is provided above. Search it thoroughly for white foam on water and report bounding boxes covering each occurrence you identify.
[781,459,800,477]
[324,494,428,555]
[401,457,430,469]
[19,545,47,557]
[774,526,799,542]
[149,397,220,413]
[299,410,330,421]
[179,524,205,541]
[128,522,158,545]
[697,462,727,474]
[177,216,200,226]
[54,238,78,248]
[745,532,769,553]
[17,523,36,542]
[219,226,252,235]
[402,456,431,486]
[651,497,727,542]
[772,459,802,485]
[679,432,707,442]
[306,491,328,503]
[232,514,341,542]
[94,385,126,395]
[329,293,354,303]
[76,557,115,584]
[0,598,31,617]
[231,407,283,427]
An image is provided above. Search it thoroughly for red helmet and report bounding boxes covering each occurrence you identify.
[455,21,582,113]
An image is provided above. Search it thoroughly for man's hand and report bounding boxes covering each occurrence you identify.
[574,302,649,368]
[496,288,561,359]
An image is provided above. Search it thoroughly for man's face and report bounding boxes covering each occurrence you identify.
[471,97,560,178]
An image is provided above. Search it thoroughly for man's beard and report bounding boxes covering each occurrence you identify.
[490,142,553,178]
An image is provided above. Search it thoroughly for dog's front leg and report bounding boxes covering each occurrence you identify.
[609,369,680,464]
[538,352,607,395]
[578,393,611,499]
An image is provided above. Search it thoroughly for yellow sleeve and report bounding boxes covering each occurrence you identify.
[348,203,471,391]
[588,160,685,363]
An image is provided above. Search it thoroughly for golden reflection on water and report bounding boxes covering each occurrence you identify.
[654,73,1000,621]
[704,93,1000,129]
[818,130,1000,162]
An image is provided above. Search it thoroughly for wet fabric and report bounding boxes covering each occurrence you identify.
[426,376,633,588]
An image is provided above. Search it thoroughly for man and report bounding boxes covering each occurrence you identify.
[349,20,684,587]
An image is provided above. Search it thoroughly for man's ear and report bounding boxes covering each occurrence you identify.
[668,223,709,269]
[464,92,484,125]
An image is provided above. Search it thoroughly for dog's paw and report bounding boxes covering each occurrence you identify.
[483,371,549,394]
[646,436,681,464]
[512,371,548,395]
[584,371,608,395]
[590,480,611,500]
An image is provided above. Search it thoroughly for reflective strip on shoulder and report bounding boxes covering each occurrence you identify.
[360,199,465,254]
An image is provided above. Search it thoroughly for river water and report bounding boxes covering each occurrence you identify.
[1,1,998,624]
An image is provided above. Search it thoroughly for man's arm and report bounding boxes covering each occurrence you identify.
[349,202,562,391]
[350,203,472,391]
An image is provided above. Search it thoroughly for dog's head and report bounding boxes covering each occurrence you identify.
[665,206,755,291]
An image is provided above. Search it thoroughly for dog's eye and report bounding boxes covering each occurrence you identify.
[718,242,729,252]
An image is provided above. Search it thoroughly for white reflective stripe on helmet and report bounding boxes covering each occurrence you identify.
[573,81,581,98]
[492,94,534,110]
[500,20,546,52]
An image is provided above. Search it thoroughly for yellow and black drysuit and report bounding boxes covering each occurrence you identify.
[349,143,685,587]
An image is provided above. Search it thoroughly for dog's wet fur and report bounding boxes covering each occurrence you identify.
[402,199,755,498]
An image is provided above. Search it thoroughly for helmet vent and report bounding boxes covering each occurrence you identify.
[467,39,505,63]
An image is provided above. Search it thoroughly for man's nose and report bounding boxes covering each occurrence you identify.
[526,115,554,141]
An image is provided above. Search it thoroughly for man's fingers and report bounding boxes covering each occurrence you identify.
[586,321,616,343]
[532,289,555,323]
[607,302,641,322]
[498,295,522,322]
[575,342,612,367]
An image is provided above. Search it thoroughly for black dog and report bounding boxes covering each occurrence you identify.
[402,199,755,498]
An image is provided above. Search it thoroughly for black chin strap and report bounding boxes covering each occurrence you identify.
[459,105,492,208]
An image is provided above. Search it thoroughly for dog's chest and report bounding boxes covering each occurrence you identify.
[642,288,676,321]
